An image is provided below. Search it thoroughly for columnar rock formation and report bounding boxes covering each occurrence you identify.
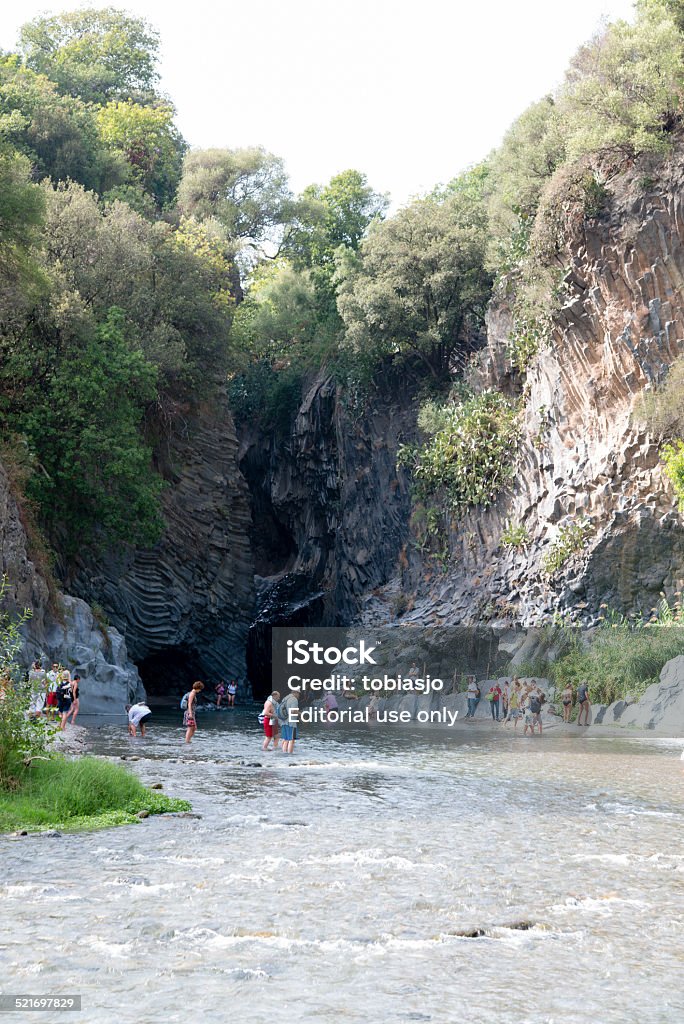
[372,162,684,628]
[239,371,414,627]
[71,396,255,685]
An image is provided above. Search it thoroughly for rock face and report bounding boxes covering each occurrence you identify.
[70,396,255,690]
[1,460,142,712]
[368,160,684,630]
[239,372,414,628]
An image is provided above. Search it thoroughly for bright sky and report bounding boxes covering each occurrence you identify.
[2,0,638,207]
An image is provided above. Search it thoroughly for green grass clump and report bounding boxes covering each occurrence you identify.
[0,757,190,834]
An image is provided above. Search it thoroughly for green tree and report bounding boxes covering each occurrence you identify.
[559,14,684,159]
[288,169,388,269]
[486,97,565,271]
[0,144,44,299]
[17,309,163,550]
[230,260,319,359]
[97,100,186,207]
[0,56,119,192]
[177,147,294,257]
[18,6,161,105]
[336,168,492,380]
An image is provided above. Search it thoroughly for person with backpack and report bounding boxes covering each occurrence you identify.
[182,681,205,743]
[278,687,301,754]
[57,670,74,730]
[486,683,502,721]
[529,685,544,735]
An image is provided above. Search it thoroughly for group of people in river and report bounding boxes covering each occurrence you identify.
[260,688,300,754]
[464,675,591,731]
[27,659,81,730]
[125,672,592,749]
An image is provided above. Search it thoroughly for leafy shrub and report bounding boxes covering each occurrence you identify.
[398,389,521,513]
[634,355,684,437]
[541,518,591,576]
[501,520,530,550]
[661,440,684,509]
[0,579,54,788]
[228,359,304,435]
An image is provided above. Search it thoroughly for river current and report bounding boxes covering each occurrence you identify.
[2,709,684,1024]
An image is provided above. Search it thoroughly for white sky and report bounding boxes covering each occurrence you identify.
[1,0,637,207]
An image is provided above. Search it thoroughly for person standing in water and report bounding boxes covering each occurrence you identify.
[278,688,301,754]
[262,690,281,751]
[184,681,205,743]
[215,680,226,709]
[69,673,81,725]
[227,680,237,707]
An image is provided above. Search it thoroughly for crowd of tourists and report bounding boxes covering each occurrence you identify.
[464,675,591,732]
[27,659,81,730]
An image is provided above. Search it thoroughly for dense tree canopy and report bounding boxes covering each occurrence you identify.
[336,168,492,379]
[18,7,161,105]
[178,147,294,255]
[3,0,684,550]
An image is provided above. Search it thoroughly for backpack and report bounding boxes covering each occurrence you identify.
[180,692,189,711]
[276,699,289,724]
[530,697,541,714]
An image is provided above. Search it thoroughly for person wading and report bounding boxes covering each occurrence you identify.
[278,688,301,754]
[184,681,205,743]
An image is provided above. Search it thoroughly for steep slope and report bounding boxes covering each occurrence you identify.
[383,157,684,628]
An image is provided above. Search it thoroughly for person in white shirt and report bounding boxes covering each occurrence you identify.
[465,676,480,720]
[126,702,152,737]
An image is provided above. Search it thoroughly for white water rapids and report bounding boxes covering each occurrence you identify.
[2,710,684,1023]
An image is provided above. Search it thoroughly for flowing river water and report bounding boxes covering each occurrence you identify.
[2,709,684,1024]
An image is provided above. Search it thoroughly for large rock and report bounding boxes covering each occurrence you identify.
[71,395,255,683]
[1,459,142,711]
[611,655,684,732]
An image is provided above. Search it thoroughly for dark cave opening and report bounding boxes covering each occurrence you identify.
[137,646,206,704]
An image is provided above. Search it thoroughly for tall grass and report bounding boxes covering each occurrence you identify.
[0,757,190,833]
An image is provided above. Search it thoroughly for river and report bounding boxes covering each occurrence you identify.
[2,710,684,1023]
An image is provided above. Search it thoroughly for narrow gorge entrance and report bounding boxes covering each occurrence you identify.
[137,646,205,703]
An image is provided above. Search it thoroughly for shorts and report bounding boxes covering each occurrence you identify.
[46,692,58,707]
[280,723,297,742]
[562,700,572,706]
[139,712,151,727]
[263,719,278,738]
[531,712,542,725]
[508,709,521,719]
[58,697,72,714]
[183,711,196,728]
